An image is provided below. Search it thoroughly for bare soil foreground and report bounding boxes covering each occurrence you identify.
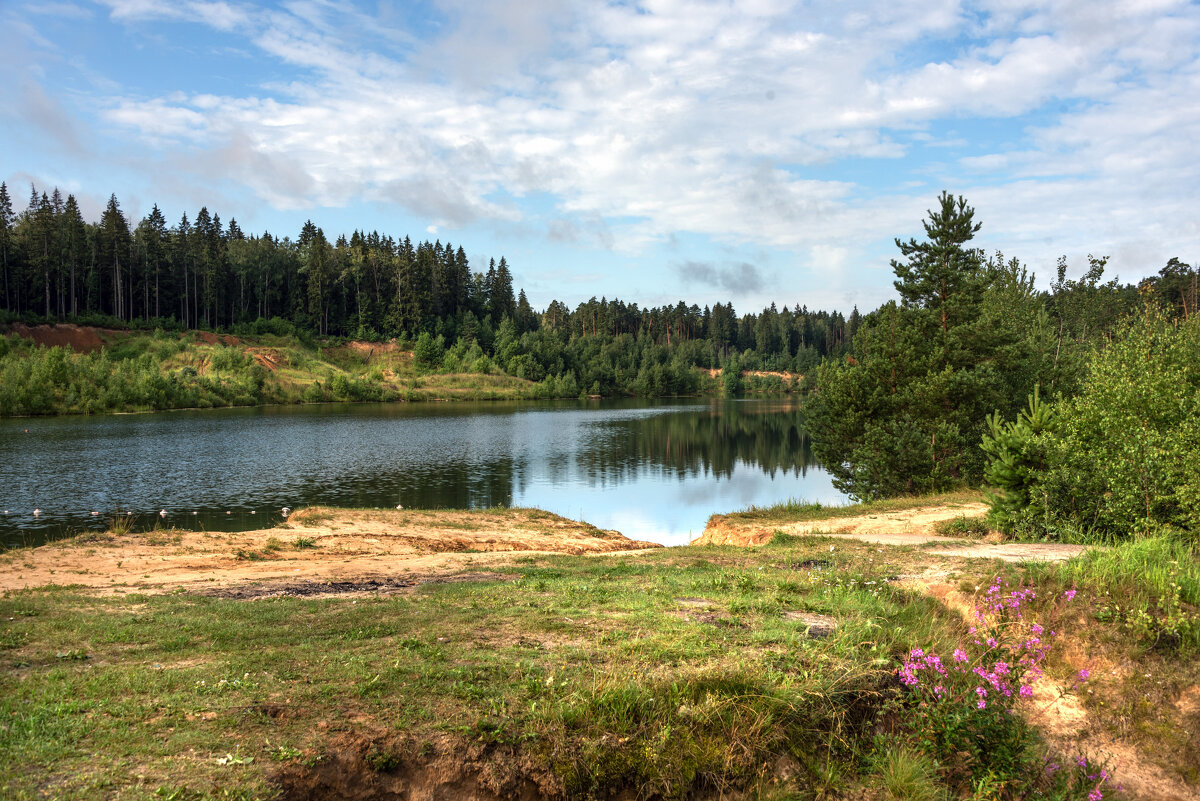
[0,507,660,595]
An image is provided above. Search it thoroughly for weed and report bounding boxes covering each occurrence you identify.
[106,513,135,536]
[291,537,317,550]
[268,744,302,761]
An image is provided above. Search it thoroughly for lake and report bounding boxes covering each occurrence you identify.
[0,398,845,548]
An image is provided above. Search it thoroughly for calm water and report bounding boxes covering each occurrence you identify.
[0,399,844,548]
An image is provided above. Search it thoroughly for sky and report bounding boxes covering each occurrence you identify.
[2,0,1198,315]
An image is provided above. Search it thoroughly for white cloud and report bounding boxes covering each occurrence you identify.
[33,0,1196,295]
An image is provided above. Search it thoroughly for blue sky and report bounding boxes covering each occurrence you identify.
[2,0,1197,314]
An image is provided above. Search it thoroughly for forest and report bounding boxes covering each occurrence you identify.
[0,181,854,395]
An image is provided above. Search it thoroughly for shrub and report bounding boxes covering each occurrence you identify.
[983,308,1200,541]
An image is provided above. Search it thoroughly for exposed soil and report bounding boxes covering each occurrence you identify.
[194,330,241,346]
[0,507,659,595]
[9,322,121,353]
[336,341,410,360]
[1025,682,1197,801]
[274,731,563,801]
[699,367,802,381]
[244,346,285,371]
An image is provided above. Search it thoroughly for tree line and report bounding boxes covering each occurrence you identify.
[0,181,855,383]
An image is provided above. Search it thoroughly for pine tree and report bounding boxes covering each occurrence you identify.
[491,256,515,321]
[305,227,331,334]
[174,212,192,326]
[60,195,88,317]
[891,191,983,335]
[0,183,13,312]
[98,195,131,320]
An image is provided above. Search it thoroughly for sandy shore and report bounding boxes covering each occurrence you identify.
[0,506,660,595]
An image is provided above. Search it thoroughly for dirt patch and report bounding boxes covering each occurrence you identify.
[698,368,802,381]
[274,731,561,801]
[9,323,120,353]
[1177,684,1200,717]
[782,611,838,638]
[0,507,658,595]
[194,331,241,346]
[205,571,516,599]
[925,542,1087,562]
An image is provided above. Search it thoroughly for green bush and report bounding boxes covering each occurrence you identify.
[983,307,1200,541]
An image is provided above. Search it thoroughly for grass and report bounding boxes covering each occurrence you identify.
[877,746,946,801]
[0,538,963,800]
[718,489,985,525]
[2,526,1196,799]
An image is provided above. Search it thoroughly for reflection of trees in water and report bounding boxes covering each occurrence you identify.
[578,401,818,482]
[395,459,518,509]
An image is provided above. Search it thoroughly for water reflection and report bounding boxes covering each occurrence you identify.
[0,399,843,548]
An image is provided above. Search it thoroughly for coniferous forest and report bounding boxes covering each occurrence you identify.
[0,181,856,387]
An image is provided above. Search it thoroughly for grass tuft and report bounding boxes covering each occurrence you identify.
[878,746,946,801]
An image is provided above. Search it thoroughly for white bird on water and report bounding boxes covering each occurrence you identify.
[159,510,168,518]
[33,508,40,516]
[396,503,403,510]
